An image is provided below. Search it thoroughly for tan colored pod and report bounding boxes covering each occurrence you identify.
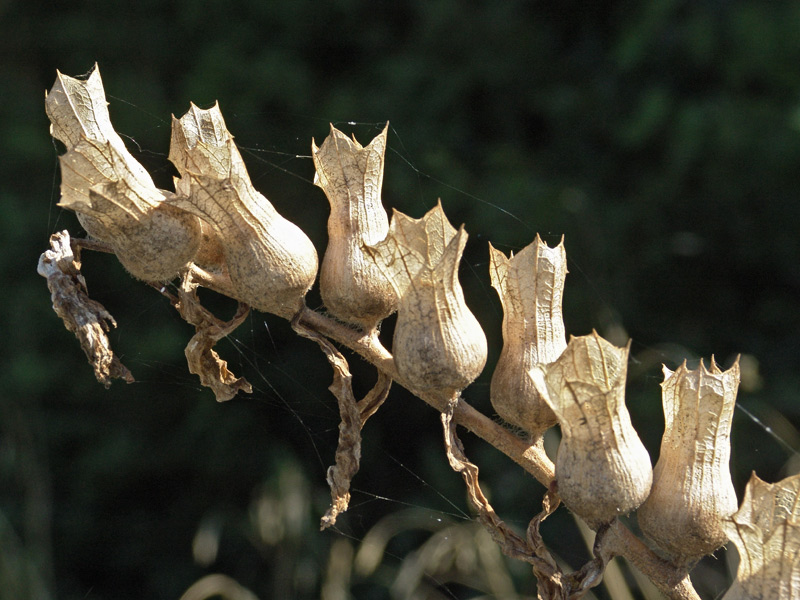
[47,66,202,281]
[638,358,739,564]
[46,65,167,244]
[531,332,652,529]
[489,236,567,435]
[85,179,201,283]
[365,202,487,395]
[312,124,396,330]
[722,472,800,600]
[169,103,317,318]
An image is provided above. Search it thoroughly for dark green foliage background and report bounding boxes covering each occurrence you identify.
[3,1,800,598]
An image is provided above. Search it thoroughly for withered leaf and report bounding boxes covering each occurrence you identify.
[37,231,133,387]
[172,276,252,402]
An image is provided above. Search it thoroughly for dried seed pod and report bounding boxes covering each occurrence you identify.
[489,236,567,435]
[722,472,800,599]
[169,103,318,318]
[47,66,202,281]
[531,332,652,529]
[638,358,739,564]
[85,177,201,283]
[312,124,396,331]
[365,202,487,395]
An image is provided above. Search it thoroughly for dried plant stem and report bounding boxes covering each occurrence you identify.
[293,307,700,600]
[39,235,698,599]
[291,313,392,530]
[294,307,555,482]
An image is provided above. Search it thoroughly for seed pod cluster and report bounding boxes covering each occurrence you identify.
[489,236,567,436]
[169,103,318,318]
[531,332,652,529]
[46,65,202,281]
[638,358,740,564]
[312,124,396,331]
[46,68,785,597]
[722,472,800,599]
[365,202,487,396]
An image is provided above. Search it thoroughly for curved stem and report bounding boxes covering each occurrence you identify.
[294,307,700,600]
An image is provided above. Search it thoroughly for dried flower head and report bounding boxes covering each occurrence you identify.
[168,103,318,318]
[489,236,567,436]
[46,65,202,281]
[722,472,800,599]
[365,202,487,396]
[638,358,739,564]
[312,124,396,331]
[531,331,652,529]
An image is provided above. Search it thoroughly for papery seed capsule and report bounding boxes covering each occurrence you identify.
[47,66,203,281]
[638,358,739,564]
[531,332,652,529]
[312,124,396,331]
[722,472,800,600]
[365,202,487,395]
[169,104,318,318]
[86,182,201,283]
[489,236,567,436]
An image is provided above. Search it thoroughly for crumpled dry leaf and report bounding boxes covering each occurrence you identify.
[489,236,567,436]
[312,124,396,331]
[169,275,252,402]
[638,358,739,564]
[37,230,133,387]
[169,103,318,319]
[46,65,202,281]
[442,393,609,599]
[531,332,652,529]
[722,472,800,599]
[365,202,487,395]
[292,312,391,529]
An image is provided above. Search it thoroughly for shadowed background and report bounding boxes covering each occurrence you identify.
[3,1,800,598]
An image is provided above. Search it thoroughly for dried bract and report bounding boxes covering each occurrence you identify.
[365,202,487,395]
[722,472,800,599]
[169,103,318,318]
[489,236,567,436]
[531,332,652,529]
[638,358,739,564]
[46,66,202,281]
[312,124,396,331]
[37,230,134,387]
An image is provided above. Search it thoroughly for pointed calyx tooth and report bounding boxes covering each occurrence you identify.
[722,473,800,600]
[168,103,318,318]
[530,332,652,529]
[365,202,487,396]
[489,236,567,436]
[46,65,202,281]
[312,124,396,330]
[638,358,739,564]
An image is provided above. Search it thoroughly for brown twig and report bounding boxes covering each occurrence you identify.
[291,306,701,600]
[292,312,392,529]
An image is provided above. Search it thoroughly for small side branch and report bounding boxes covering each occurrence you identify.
[443,395,614,599]
[292,312,392,529]
[37,231,133,387]
[158,272,252,402]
